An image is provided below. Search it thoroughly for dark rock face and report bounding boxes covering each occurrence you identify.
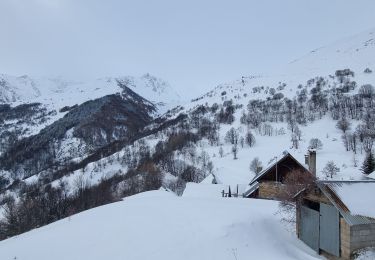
[59,104,78,113]
[0,103,53,155]
[0,87,156,179]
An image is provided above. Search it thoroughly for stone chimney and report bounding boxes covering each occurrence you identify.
[306,149,317,176]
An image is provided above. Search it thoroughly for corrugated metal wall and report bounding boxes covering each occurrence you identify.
[300,206,320,252]
[320,203,340,257]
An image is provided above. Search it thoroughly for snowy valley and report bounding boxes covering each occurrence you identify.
[1,27,375,260]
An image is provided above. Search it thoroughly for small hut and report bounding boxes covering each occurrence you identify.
[296,180,375,259]
[243,150,313,199]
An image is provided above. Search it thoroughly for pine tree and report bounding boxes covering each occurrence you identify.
[361,151,375,175]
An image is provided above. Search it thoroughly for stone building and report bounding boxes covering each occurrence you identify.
[243,150,313,199]
[296,180,375,259]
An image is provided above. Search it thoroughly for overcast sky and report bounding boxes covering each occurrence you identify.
[1,0,375,97]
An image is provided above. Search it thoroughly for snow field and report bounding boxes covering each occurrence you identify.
[0,189,321,260]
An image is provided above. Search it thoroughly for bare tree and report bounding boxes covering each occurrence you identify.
[206,161,214,175]
[359,84,374,98]
[294,126,302,141]
[245,131,256,147]
[219,146,224,158]
[336,118,351,133]
[322,161,340,178]
[232,145,238,160]
[291,133,299,149]
[353,153,358,168]
[250,157,263,174]
[239,136,245,148]
[280,170,315,201]
[225,127,239,145]
[73,173,90,197]
[278,170,316,224]
[309,138,323,150]
[363,137,374,153]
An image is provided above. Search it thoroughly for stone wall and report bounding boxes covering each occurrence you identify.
[304,191,331,205]
[258,181,286,200]
[338,220,375,259]
[350,223,375,254]
[340,218,351,259]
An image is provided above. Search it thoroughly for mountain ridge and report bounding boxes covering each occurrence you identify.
[0,73,181,114]
[1,27,375,247]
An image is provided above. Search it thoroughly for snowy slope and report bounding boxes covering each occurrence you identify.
[0,190,321,260]
[0,73,181,162]
[159,27,375,187]
[286,28,375,77]
[29,26,375,199]
[13,26,374,191]
[2,27,375,256]
[208,116,366,185]
[182,27,375,111]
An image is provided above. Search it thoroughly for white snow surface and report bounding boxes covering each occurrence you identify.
[207,115,367,186]
[355,247,375,260]
[0,189,321,260]
[368,171,375,180]
[182,182,227,198]
[330,182,375,219]
[285,28,375,78]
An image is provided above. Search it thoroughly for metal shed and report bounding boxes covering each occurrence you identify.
[296,180,375,259]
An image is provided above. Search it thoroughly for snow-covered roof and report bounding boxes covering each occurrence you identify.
[318,181,375,225]
[243,182,260,197]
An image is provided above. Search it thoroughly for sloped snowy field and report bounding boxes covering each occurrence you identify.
[36,112,368,200]
[0,190,321,260]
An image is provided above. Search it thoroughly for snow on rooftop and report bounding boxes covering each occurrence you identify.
[328,182,375,219]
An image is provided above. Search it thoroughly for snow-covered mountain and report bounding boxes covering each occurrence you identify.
[0,73,181,113]
[184,27,375,111]
[0,73,181,179]
[1,27,375,255]
[152,27,375,185]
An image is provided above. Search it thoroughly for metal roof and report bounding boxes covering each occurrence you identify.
[243,181,259,197]
[317,180,375,225]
